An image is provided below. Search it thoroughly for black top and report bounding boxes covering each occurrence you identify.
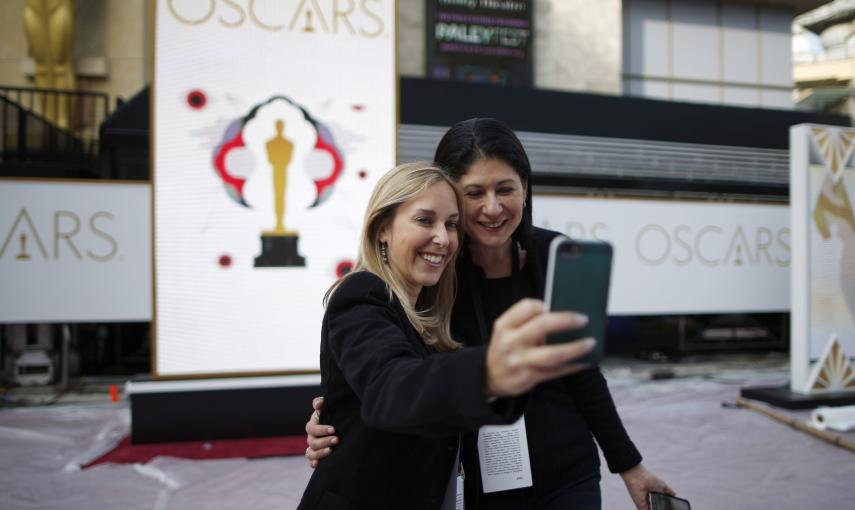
[299,271,522,510]
[480,274,535,333]
[454,227,642,508]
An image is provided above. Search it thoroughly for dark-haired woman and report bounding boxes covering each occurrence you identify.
[307,121,675,510]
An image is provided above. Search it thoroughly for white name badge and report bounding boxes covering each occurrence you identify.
[456,474,465,510]
[477,416,533,493]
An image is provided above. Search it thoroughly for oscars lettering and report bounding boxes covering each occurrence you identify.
[166,0,386,37]
[633,224,790,268]
[539,217,790,268]
[0,208,118,262]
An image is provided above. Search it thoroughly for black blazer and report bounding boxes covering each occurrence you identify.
[454,227,642,505]
[298,271,520,510]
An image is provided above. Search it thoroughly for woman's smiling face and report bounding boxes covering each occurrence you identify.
[457,158,526,251]
[379,181,460,304]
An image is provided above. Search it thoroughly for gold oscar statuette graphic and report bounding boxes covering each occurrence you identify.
[16,233,31,260]
[254,119,306,267]
[304,10,315,32]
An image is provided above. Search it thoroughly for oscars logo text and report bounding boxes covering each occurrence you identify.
[0,208,118,262]
[167,0,387,37]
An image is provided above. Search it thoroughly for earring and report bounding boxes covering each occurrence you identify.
[380,242,388,264]
[523,199,527,208]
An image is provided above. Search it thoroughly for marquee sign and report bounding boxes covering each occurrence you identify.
[426,0,533,86]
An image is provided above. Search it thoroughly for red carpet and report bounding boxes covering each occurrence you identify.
[82,435,307,469]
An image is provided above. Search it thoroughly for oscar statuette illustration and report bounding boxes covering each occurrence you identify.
[254,119,306,267]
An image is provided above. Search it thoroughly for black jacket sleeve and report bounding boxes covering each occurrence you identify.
[533,227,642,473]
[564,366,642,473]
[325,272,520,436]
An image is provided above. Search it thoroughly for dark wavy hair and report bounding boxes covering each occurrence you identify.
[433,118,534,248]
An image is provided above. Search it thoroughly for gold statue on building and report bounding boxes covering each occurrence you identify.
[23,0,76,129]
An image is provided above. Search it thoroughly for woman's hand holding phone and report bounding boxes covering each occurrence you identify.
[484,298,594,398]
[620,463,677,510]
[305,297,596,466]
[544,237,613,365]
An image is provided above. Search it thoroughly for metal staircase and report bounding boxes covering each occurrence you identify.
[0,86,110,179]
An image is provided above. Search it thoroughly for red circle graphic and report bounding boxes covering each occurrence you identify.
[335,260,354,278]
[187,90,207,109]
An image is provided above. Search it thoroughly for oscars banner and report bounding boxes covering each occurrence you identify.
[153,0,397,377]
[790,125,855,394]
[533,196,789,315]
[0,180,151,323]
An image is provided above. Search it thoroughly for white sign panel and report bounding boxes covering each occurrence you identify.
[790,125,855,394]
[154,1,397,376]
[0,179,152,323]
[533,195,789,315]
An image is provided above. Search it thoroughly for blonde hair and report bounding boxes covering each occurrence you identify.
[326,162,463,352]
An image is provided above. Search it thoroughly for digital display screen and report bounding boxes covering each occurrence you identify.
[153,0,397,377]
[426,0,533,86]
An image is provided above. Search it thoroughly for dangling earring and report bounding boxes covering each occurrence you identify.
[523,199,527,208]
[380,241,389,264]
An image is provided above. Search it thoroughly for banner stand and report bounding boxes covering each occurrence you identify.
[136,0,398,441]
[741,124,855,409]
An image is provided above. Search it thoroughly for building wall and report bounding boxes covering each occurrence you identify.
[534,0,622,94]
[1,0,801,109]
[623,0,794,109]
[398,0,426,77]
[0,0,30,88]
[94,0,149,101]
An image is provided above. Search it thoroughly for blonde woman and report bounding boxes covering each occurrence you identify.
[297,162,593,510]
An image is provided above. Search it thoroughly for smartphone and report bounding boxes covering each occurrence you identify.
[649,492,691,510]
[543,237,612,364]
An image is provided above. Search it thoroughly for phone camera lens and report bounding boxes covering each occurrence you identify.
[561,242,581,259]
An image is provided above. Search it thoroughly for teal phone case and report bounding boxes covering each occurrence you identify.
[544,237,613,364]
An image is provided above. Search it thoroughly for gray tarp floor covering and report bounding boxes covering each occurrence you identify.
[1,370,854,509]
